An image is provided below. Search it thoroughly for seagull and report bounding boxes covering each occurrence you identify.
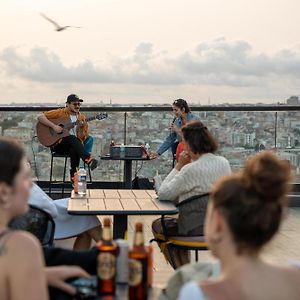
[40,13,81,32]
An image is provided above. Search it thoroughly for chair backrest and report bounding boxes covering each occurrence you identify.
[176,193,210,236]
[8,204,56,247]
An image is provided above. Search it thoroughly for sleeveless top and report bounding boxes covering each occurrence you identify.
[178,281,208,300]
[0,229,12,255]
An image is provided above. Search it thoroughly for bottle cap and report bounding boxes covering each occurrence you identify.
[103,218,111,227]
[135,222,143,232]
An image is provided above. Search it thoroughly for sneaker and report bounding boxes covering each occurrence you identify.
[85,157,98,171]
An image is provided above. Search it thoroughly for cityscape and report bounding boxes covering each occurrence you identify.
[1,97,300,183]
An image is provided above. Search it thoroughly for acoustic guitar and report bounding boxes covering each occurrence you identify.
[36,112,108,147]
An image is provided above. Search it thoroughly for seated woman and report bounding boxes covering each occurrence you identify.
[178,151,300,300]
[152,121,231,267]
[0,137,89,300]
[29,183,102,250]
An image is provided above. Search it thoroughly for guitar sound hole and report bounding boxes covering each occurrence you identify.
[57,124,64,135]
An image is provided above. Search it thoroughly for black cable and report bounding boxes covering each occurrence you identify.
[134,161,144,177]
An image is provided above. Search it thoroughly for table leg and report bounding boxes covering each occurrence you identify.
[113,215,128,239]
[124,160,132,189]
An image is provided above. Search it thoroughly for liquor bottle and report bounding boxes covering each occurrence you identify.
[128,223,148,300]
[96,218,119,295]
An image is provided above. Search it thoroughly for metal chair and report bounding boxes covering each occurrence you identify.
[152,193,209,269]
[9,204,56,247]
[49,150,92,196]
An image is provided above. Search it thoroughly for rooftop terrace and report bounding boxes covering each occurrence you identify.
[3,104,300,297]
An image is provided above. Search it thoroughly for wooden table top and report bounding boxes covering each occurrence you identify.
[68,189,178,215]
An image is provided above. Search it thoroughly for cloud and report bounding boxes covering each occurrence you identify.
[2,38,300,87]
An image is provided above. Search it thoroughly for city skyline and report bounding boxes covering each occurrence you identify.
[1,0,300,104]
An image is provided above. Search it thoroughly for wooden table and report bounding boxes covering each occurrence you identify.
[68,189,178,239]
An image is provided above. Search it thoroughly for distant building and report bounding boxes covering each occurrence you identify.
[286,96,300,105]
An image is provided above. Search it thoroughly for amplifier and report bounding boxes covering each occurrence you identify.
[110,145,144,158]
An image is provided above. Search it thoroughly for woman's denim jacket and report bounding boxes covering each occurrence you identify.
[157,112,199,155]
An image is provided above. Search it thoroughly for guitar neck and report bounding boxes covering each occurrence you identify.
[66,115,102,130]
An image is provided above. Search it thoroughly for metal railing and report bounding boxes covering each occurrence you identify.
[1,104,300,186]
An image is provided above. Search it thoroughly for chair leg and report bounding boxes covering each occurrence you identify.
[49,154,54,196]
[88,165,92,185]
[84,163,93,185]
[62,156,68,197]
[165,244,179,269]
[195,250,199,262]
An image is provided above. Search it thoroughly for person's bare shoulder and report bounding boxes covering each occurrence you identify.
[6,230,42,258]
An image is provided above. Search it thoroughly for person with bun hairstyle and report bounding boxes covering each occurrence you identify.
[178,151,300,300]
[152,121,231,267]
[150,98,200,159]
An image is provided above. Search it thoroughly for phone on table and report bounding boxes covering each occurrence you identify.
[68,276,97,299]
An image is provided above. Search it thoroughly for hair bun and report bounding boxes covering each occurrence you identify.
[242,151,291,202]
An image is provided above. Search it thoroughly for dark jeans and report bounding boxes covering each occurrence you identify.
[44,247,98,300]
[52,135,90,177]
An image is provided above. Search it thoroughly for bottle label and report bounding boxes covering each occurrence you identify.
[97,252,116,280]
[128,258,142,286]
[78,175,86,181]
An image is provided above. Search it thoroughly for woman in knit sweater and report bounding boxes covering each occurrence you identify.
[152,121,231,267]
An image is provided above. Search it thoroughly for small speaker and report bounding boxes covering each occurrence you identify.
[110,146,143,158]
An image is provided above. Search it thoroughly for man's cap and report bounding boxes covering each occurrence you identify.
[66,94,83,103]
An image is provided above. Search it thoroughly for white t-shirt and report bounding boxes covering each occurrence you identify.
[70,114,77,136]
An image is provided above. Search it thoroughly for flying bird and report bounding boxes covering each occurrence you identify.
[40,13,81,32]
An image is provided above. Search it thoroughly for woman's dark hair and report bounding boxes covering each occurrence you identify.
[182,121,218,154]
[0,137,25,186]
[212,151,291,254]
[172,98,191,113]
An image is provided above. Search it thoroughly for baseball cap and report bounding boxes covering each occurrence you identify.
[66,94,83,103]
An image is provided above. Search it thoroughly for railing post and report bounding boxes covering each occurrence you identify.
[274,111,277,151]
[124,112,127,145]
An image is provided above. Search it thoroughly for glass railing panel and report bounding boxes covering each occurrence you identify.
[276,111,300,182]
[0,108,284,183]
[125,110,278,179]
[0,110,127,182]
[202,110,277,172]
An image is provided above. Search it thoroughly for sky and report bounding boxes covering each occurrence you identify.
[1,0,300,105]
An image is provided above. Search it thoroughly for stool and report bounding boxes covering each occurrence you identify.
[49,151,93,197]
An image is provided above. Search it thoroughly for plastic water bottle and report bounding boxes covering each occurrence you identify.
[120,143,125,158]
[145,143,150,154]
[153,170,162,193]
[77,164,87,196]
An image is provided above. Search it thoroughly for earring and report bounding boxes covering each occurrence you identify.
[2,199,11,209]
[209,235,222,244]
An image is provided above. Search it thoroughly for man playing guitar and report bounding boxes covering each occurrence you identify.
[37,94,98,182]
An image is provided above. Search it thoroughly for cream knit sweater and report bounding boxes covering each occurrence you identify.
[158,153,231,203]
